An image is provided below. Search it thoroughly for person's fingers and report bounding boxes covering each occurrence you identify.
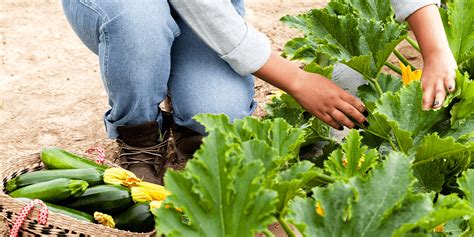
[444,71,456,93]
[340,92,365,113]
[422,81,435,110]
[318,112,343,130]
[336,100,366,124]
[330,109,355,129]
[433,82,446,109]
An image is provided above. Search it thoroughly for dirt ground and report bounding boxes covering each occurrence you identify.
[0,0,320,235]
[0,0,421,235]
[0,0,323,162]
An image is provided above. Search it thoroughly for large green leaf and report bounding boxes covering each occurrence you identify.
[450,71,474,124]
[192,114,322,220]
[287,152,472,236]
[458,169,474,206]
[324,129,379,179]
[374,81,449,145]
[281,9,406,79]
[156,129,278,236]
[271,161,323,214]
[331,0,394,22]
[412,133,472,192]
[445,115,474,144]
[457,169,474,235]
[288,152,436,236]
[440,0,474,66]
[394,194,474,236]
[194,114,305,160]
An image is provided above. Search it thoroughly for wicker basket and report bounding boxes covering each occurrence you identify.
[0,153,156,236]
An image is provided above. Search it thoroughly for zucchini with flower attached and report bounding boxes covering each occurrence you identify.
[103,168,171,202]
[6,168,103,192]
[40,148,107,171]
[65,184,133,214]
[9,178,88,203]
[15,198,93,222]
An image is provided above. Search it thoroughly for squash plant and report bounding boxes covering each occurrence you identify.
[153,0,474,236]
[155,115,473,237]
[276,0,474,191]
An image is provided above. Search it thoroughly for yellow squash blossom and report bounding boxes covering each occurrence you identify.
[316,202,325,217]
[104,168,142,188]
[131,181,171,203]
[94,212,115,228]
[434,224,445,233]
[400,62,422,85]
[104,167,172,203]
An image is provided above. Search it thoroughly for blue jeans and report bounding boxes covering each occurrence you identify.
[61,0,256,138]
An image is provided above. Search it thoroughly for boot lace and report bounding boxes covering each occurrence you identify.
[116,139,168,166]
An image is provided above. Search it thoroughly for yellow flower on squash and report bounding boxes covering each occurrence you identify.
[434,224,444,233]
[400,62,422,85]
[94,212,115,228]
[316,202,325,217]
[131,181,171,203]
[104,168,142,188]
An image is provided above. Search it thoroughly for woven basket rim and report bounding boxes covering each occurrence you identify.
[0,152,156,236]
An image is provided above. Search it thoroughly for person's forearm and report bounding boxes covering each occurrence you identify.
[406,4,452,64]
[406,4,457,110]
[253,52,303,95]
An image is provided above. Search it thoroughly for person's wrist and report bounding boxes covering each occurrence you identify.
[286,68,308,96]
[422,46,456,66]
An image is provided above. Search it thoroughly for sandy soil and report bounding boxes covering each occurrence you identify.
[0,0,322,162]
[0,0,320,235]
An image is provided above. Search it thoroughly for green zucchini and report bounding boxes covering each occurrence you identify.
[6,168,103,192]
[40,148,107,171]
[65,185,133,214]
[115,202,155,232]
[9,178,88,203]
[15,198,93,223]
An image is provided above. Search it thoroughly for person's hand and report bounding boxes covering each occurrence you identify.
[420,50,457,110]
[254,52,367,130]
[289,71,368,130]
[406,4,457,110]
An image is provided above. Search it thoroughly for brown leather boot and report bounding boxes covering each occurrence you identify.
[116,121,168,184]
[172,125,203,160]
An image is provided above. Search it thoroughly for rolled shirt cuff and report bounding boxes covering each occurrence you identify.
[220,24,272,76]
[392,0,441,22]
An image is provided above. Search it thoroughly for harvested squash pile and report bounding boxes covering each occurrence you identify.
[6,148,171,233]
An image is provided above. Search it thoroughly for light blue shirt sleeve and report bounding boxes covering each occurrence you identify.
[169,0,271,76]
[390,0,441,22]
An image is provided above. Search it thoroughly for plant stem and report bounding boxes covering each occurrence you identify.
[315,172,335,183]
[384,62,402,75]
[262,229,275,237]
[406,36,420,52]
[393,49,416,70]
[388,138,398,151]
[278,216,296,237]
[373,80,384,96]
[366,77,384,97]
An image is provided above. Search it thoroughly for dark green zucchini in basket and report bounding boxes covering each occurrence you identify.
[15,198,93,223]
[114,202,155,232]
[40,148,107,171]
[9,178,89,203]
[6,168,104,192]
[65,184,133,214]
